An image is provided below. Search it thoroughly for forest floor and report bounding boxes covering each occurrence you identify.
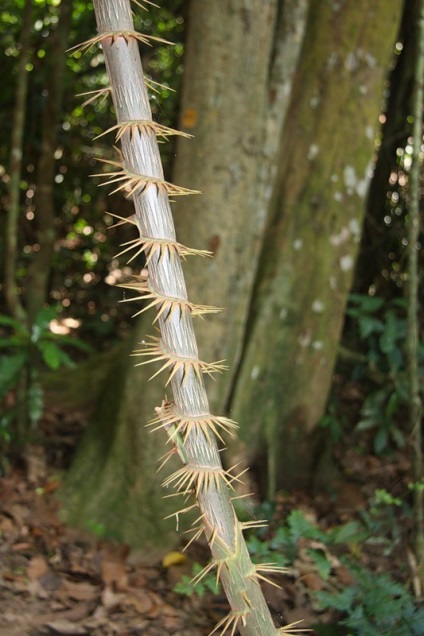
[0,392,418,636]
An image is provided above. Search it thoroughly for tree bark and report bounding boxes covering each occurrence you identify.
[173,0,308,411]
[64,0,307,547]
[230,0,404,495]
[64,0,403,548]
[407,0,424,593]
[5,0,32,323]
[25,0,73,322]
[61,326,180,555]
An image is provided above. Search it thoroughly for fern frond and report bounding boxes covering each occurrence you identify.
[94,119,193,141]
[131,336,227,385]
[68,30,172,55]
[149,402,238,444]
[77,87,111,108]
[209,610,248,636]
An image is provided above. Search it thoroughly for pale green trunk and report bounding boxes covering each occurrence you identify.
[230,0,404,495]
[174,0,308,412]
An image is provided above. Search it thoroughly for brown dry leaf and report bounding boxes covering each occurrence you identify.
[99,543,129,591]
[0,514,15,536]
[27,554,49,580]
[42,479,61,494]
[48,603,94,624]
[11,541,32,551]
[122,589,155,615]
[45,620,88,635]
[60,579,99,602]
[301,572,325,591]
[101,584,125,610]
[334,565,355,586]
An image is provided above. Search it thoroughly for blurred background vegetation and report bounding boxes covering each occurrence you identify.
[0,0,423,632]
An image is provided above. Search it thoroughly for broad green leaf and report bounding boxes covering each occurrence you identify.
[38,340,64,369]
[374,426,388,454]
[45,332,94,353]
[391,426,405,449]
[0,335,30,349]
[384,391,399,419]
[329,520,368,544]
[0,353,28,400]
[356,418,377,432]
[379,311,401,355]
[358,316,384,339]
[0,315,28,333]
[349,294,385,313]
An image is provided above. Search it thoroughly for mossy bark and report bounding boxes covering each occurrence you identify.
[60,321,179,553]
[63,0,307,549]
[230,0,404,495]
[173,0,307,411]
[25,0,73,322]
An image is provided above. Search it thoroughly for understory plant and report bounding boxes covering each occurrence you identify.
[75,1,298,634]
[0,307,90,448]
[244,508,424,635]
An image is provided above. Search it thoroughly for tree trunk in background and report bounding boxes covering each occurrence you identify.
[230,0,403,496]
[5,0,32,323]
[173,0,308,411]
[25,0,73,322]
[61,322,179,555]
[64,0,403,546]
[64,0,308,547]
[354,0,416,295]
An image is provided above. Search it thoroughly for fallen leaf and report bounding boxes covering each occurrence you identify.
[101,584,124,610]
[27,555,49,580]
[45,620,88,635]
[59,579,99,602]
[301,572,325,591]
[99,543,129,590]
[162,551,187,568]
[122,589,155,615]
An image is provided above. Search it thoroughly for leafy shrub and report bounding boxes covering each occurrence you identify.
[316,566,424,636]
[0,307,91,443]
[174,562,221,598]
[344,293,423,453]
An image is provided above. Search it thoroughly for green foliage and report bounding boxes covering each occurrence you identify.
[0,0,187,348]
[245,509,367,573]
[0,306,91,441]
[345,294,419,454]
[244,507,423,633]
[173,562,221,598]
[316,566,424,636]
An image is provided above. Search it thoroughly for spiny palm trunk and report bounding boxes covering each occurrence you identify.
[78,1,291,634]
